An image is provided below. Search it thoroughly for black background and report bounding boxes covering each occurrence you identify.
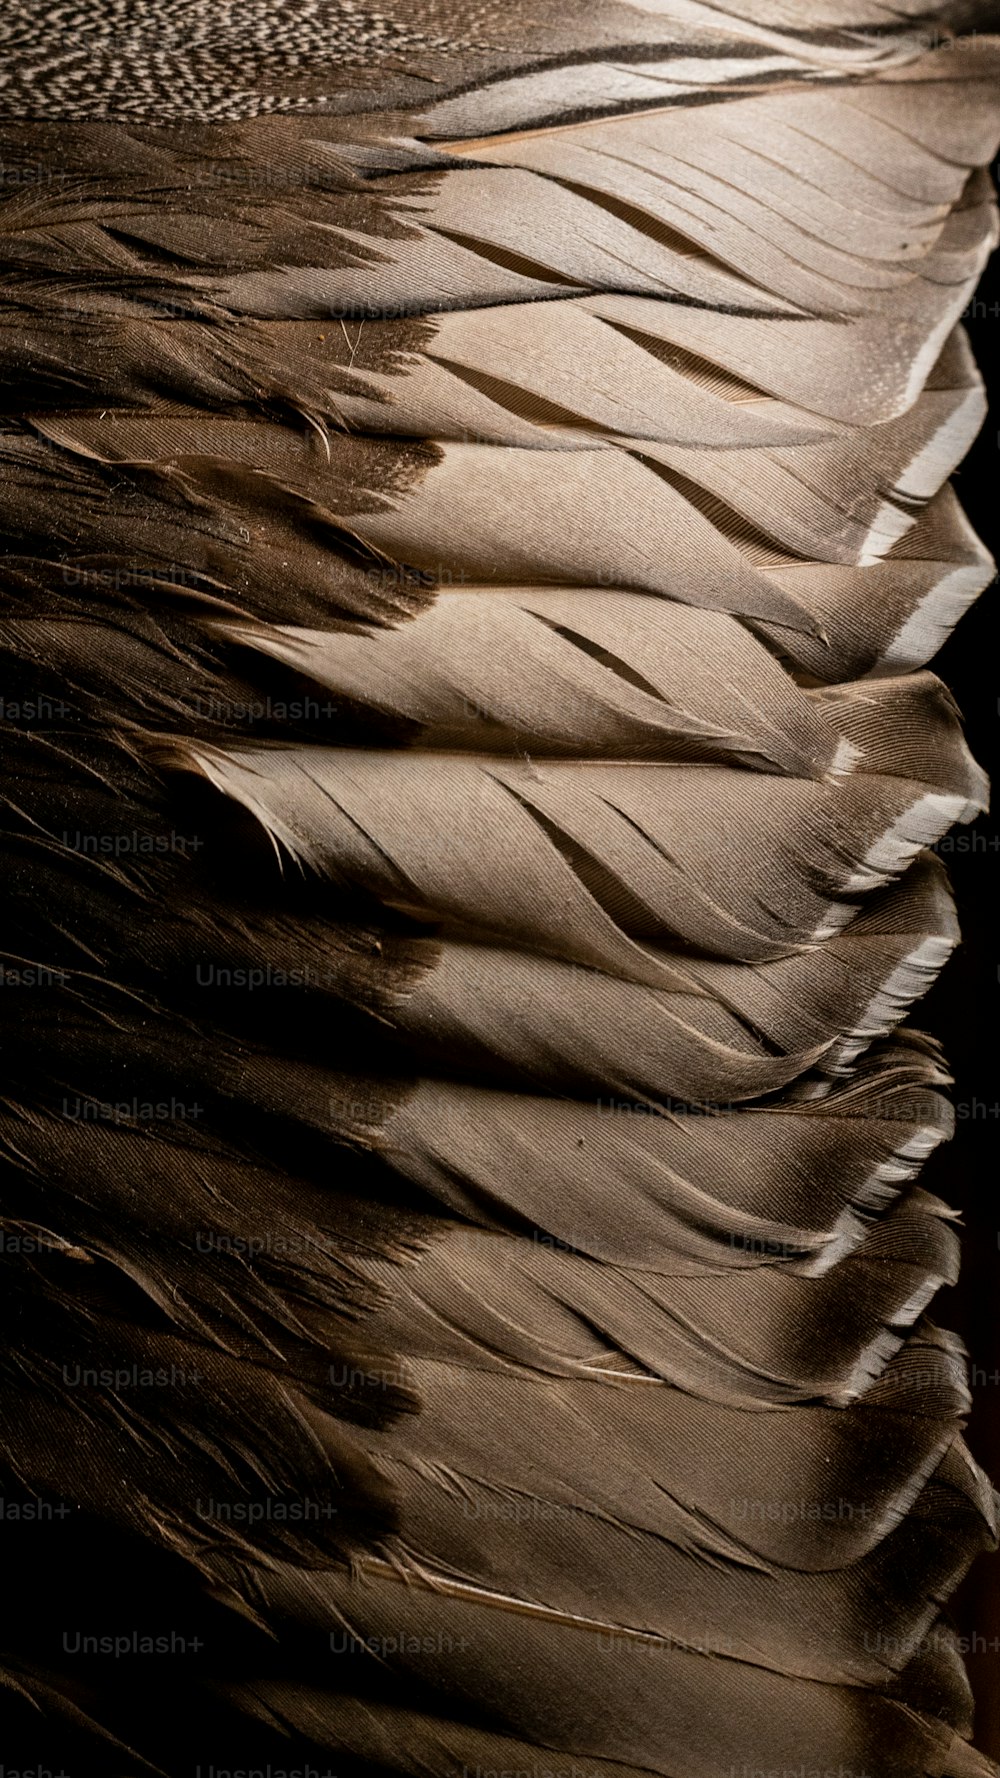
[923,192,1000,1755]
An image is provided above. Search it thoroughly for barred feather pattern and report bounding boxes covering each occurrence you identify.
[0,2,999,1774]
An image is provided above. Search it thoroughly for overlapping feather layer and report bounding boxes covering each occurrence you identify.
[0,2,998,1773]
